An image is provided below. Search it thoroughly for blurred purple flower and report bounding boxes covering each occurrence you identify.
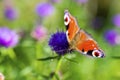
[31,26,47,41]
[0,72,5,80]
[35,2,55,17]
[76,0,88,4]
[104,30,118,45]
[115,35,120,45]
[112,14,120,28]
[4,7,18,20]
[48,31,70,55]
[91,17,104,29]
[0,27,19,48]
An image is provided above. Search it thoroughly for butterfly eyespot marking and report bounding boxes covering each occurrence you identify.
[92,50,103,58]
[65,17,68,22]
[94,52,99,57]
[64,14,70,26]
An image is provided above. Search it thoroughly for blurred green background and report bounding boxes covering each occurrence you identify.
[0,0,120,80]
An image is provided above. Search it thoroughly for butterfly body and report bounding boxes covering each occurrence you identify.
[64,10,105,58]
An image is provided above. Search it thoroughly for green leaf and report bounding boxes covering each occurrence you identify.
[37,56,60,61]
[65,57,78,64]
[111,56,120,59]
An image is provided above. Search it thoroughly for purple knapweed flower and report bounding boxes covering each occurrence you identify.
[112,14,120,28]
[104,30,118,45]
[31,25,47,41]
[0,27,19,48]
[115,35,120,45]
[4,6,18,20]
[35,2,55,17]
[48,31,70,55]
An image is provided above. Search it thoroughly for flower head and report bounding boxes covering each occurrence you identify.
[0,27,19,48]
[35,2,55,17]
[104,30,118,45]
[112,14,120,28]
[48,31,70,55]
[4,6,18,20]
[31,25,47,41]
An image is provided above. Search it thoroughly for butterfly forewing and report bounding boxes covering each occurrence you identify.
[64,11,79,43]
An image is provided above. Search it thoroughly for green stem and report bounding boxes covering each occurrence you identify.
[8,48,16,60]
[36,42,41,59]
[35,42,43,72]
[52,56,63,80]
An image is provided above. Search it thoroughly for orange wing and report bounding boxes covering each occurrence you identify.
[75,30,98,52]
[64,10,105,58]
[76,39,99,53]
[64,10,79,43]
